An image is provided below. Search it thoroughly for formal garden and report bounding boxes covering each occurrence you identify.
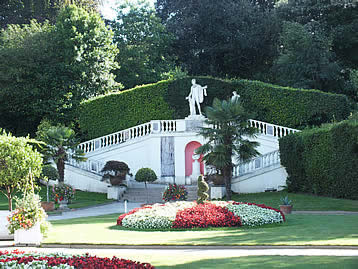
[1,0,358,268]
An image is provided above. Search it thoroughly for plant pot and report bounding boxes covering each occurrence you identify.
[58,199,69,210]
[280,205,293,215]
[109,175,125,186]
[14,222,43,245]
[41,201,55,212]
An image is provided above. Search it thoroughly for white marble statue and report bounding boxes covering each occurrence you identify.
[231,91,240,102]
[186,79,207,116]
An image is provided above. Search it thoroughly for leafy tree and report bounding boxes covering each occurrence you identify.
[0,131,43,211]
[110,0,175,89]
[272,22,344,94]
[135,167,157,203]
[0,0,102,29]
[155,0,280,79]
[36,124,86,183]
[196,96,260,200]
[0,5,118,136]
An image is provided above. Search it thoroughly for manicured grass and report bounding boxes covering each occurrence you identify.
[230,191,358,211]
[44,213,358,246]
[134,255,358,269]
[0,186,114,211]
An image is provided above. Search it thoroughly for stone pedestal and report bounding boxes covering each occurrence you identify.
[14,222,42,246]
[190,155,201,185]
[58,199,69,211]
[107,186,126,200]
[210,185,226,199]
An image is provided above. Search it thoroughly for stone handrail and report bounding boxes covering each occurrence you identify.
[249,119,299,138]
[233,150,280,178]
[67,157,106,175]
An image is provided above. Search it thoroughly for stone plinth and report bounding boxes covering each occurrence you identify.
[14,222,42,246]
[0,211,13,240]
[210,185,226,199]
[107,186,127,200]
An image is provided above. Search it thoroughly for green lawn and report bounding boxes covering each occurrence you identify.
[43,213,358,246]
[0,186,114,211]
[133,255,358,269]
[230,191,358,211]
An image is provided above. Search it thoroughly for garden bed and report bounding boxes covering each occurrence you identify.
[0,250,155,269]
[117,201,285,230]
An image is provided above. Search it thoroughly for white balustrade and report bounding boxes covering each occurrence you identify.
[67,157,106,176]
[233,150,281,178]
[249,119,299,138]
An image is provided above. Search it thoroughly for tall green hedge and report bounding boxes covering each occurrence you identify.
[279,120,358,199]
[78,76,350,140]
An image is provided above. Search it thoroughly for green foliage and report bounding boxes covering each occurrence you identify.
[280,196,292,206]
[135,168,157,183]
[110,0,176,89]
[78,77,351,140]
[155,0,280,79]
[36,124,86,183]
[196,96,260,200]
[78,80,175,139]
[101,161,130,176]
[162,184,188,202]
[52,183,76,203]
[197,175,209,204]
[0,5,118,136]
[0,131,43,211]
[41,164,59,181]
[279,120,358,199]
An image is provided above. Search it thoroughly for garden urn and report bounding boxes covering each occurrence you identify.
[14,222,43,246]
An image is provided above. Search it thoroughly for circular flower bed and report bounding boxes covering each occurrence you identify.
[117,201,285,230]
[0,250,155,268]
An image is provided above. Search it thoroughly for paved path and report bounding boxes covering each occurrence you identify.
[48,201,142,221]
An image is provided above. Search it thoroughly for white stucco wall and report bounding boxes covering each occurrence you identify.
[231,165,287,193]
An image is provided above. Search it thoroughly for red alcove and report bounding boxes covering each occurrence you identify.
[185,141,204,176]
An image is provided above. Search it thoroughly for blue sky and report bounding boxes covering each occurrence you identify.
[100,0,156,20]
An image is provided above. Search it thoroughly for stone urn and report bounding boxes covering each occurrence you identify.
[41,201,55,212]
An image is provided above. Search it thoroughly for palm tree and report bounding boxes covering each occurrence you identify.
[37,124,86,184]
[196,96,260,200]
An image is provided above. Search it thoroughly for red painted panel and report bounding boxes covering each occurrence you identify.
[185,141,204,176]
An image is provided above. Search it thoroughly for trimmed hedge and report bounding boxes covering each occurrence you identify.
[279,120,358,199]
[78,76,350,140]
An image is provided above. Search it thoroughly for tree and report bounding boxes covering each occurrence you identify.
[272,22,344,94]
[196,96,260,200]
[155,0,280,79]
[0,0,103,29]
[0,5,118,136]
[110,0,175,89]
[0,131,43,211]
[36,124,86,183]
[135,168,157,203]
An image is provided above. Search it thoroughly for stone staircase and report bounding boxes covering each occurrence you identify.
[122,185,198,204]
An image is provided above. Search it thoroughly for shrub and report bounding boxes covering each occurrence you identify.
[135,168,157,183]
[197,175,209,204]
[172,203,241,228]
[41,165,59,181]
[101,161,131,186]
[162,184,188,202]
[279,120,358,199]
[78,77,350,140]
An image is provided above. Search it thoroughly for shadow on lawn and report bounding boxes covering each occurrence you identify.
[157,256,358,269]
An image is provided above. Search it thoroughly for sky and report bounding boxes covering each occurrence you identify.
[100,0,156,20]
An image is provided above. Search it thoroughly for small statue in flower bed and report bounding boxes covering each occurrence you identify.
[163,183,188,202]
[52,183,75,204]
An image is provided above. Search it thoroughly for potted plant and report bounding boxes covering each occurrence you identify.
[52,183,75,210]
[7,192,50,245]
[101,161,132,186]
[163,184,188,202]
[279,196,293,214]
[40,164,58,212]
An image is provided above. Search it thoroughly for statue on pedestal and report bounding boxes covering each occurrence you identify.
[186,79,207,116]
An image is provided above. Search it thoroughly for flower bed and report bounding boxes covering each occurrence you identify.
[117,201,284,230]
[0,250,155,268]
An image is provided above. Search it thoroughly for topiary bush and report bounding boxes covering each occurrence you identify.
[78,77,350,140]
[197,175,209,204]
[135,168,157,184]
[41,164,59,181]
[279,119,358,199]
